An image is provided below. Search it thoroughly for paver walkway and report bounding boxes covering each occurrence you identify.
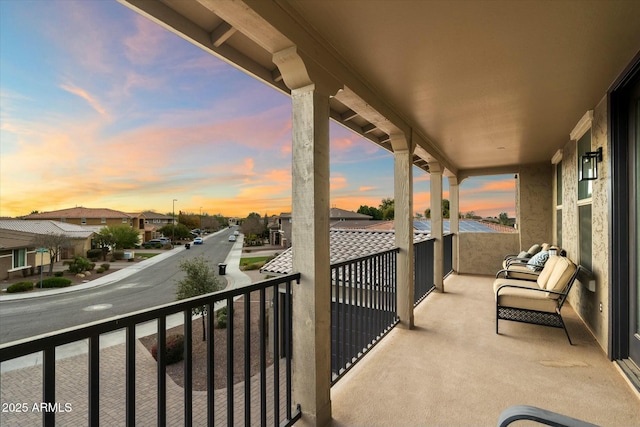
[0,339,288,426]
[0,234,290,426]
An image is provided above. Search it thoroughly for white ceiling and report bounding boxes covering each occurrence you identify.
[121,0,640,176]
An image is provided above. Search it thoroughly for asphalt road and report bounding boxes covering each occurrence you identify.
[0,228,238,344]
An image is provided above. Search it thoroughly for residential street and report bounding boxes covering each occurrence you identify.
[0,228,238,345]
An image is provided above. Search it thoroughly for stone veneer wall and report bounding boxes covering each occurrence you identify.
[562,96,609,350]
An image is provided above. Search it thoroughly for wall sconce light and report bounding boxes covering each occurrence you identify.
[580,147,603,181]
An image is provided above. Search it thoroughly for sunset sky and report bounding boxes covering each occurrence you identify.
[0,0,516,220]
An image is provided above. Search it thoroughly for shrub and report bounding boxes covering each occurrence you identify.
[67,256,92,274]
[101,263,110,271]
[86,249,103,259]
[217,306,234,328]
[150,334,184,365]
[38,277,72,288]
[54,271,64,277]
[112,250,124,260]
[96,267,105,273]
[7,281,34,293]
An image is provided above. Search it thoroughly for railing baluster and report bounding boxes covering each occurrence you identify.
[207,302,215,427]
[184,310,193,427]
[285,279,293,420]
[259,288,267,426]
[89,335,100,427]
[226,296,234,427]
[43,346,55,427]
[157,317,166,427]
[244,291,251,426]
[126,326,135,427]
[273,285,280,424]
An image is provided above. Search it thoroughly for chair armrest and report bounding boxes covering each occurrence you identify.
[496,283,568,298]
[505,258,531,267]
[496,269,539,280]
[497,404,599,427]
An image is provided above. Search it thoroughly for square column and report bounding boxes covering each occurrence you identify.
[291,84,332,427]
[429,161,444,292]
[448,176,460,274]
[391,133,415,329]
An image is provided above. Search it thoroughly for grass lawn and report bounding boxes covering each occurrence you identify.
[137,253,159,259]
[239,256,272,270]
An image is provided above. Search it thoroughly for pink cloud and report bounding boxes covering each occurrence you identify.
[60,83,109,117]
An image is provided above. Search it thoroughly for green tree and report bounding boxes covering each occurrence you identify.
[379,198,394,220]
[178,211,200,230]
[498,212,510,226]
[175,256,224,341]
[100,225,140,250]
[425,199,450,219]
[241,212,266,238]
[31,233,72,276]
[94,229,115,261]
[357,205,383,220]
[158,223,191,240]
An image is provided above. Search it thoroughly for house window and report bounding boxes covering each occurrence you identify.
[577,130,593,271]
[101,217,106,224]
[60,218,66,223]
[122,218,128,224]
[81,217,87,225]
[13,248,26,269]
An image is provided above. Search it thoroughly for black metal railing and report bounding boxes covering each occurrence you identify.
[414,238,436,305]
[330,249,399,384]
[0,274,301,427]
[443,233,454,277]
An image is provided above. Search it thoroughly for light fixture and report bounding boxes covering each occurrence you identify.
[580,147,603,181]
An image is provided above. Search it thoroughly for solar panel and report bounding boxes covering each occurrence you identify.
[413,219,497,233]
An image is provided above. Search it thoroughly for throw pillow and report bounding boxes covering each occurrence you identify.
[527,250,549,271]
[517,251,531,259]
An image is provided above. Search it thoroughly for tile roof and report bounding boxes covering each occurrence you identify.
[0,220,95,238]
[261,229,431,275]
[23,207,133,219]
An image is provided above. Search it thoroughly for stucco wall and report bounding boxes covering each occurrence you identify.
[458,232,520,276]
[563,96,609,349]
[518,163,554,248]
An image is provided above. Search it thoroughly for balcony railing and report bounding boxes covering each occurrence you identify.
[414,238,436,305]
[1,234,451,425]
[0,274,301,427]
[330,248,399,384]
[443,233,454,277]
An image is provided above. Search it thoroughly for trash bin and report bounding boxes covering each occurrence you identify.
[184,243,190,249]
[218,263,227,275]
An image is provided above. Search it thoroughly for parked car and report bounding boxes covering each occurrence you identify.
[193,237,203,245]
[141,238,169,248]
[233,230,239,236]
[228,235,236,242]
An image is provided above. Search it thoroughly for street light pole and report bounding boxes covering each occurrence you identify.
[200,206,202,232]
[172,199,177,247]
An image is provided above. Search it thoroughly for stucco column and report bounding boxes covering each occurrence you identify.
[429,161,444,292]
[391,133,415,329]
[448,176,460,273]
[274,46,339,427]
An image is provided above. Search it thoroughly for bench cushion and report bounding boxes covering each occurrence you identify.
[494,279,558,312]
[544,257,577,295]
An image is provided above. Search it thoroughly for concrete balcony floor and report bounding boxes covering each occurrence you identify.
[331,274,640,426]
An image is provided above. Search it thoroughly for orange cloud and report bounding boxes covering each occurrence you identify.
[330,174,348,191]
